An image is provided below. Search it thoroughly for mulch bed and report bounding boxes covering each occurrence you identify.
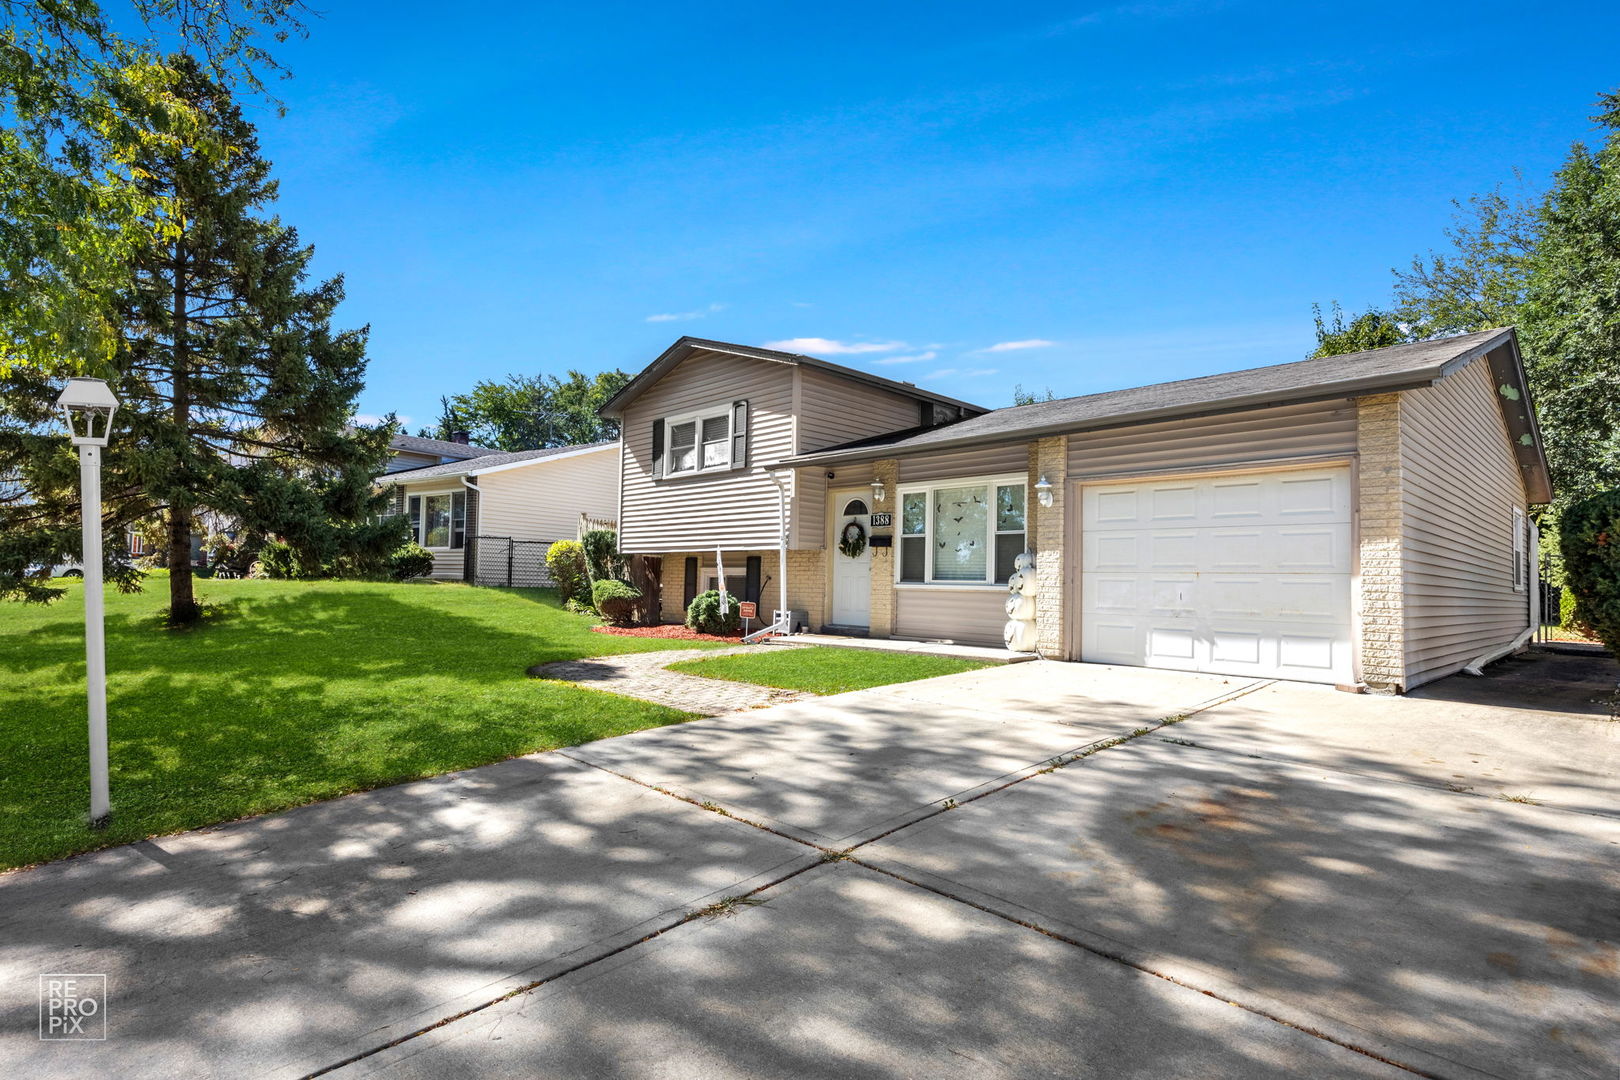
[590,624,748,644]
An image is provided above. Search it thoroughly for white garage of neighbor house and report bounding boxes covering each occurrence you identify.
[385,442,619,584]
[603,328,1550,693]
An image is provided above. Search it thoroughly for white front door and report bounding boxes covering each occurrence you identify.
[831,495,873,628]
[1079,465,1354,684]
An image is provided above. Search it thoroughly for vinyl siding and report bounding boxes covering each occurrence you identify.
[1065,399,1357,478]
[895,588,1007,647]
[385,451,440,474]
[899,442,1030,482]
[796,366,923,453]
[618,349,797,552]
[1398,358,1530,689]
[474,449,619,543]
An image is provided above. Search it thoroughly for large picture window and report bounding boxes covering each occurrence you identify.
[405,491,466,550]
[896,476,1027,586]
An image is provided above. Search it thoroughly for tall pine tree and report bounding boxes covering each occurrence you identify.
[0,55,397,621]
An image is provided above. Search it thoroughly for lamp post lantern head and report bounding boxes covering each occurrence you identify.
[870,478,886,503]
[56,378,119,447]
[1034,475,1054,508]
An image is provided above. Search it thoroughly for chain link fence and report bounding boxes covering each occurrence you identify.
[472,536,563,589]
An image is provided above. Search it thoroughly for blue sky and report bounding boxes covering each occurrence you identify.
[251,1,1618,428]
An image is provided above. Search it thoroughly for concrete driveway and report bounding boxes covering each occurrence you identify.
[3,650,1615,1078]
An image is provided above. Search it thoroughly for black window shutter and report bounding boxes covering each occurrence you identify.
[683,556,698,608]
[651,419,665,479]
[745,555,762,604]
[730,400,749,470]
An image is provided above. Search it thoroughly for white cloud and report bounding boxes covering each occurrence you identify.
[924,368,958,380]
[354,412,408,428]
[762,337,908,356]
[964,368,1000,377]
[983,339,1055,353]
[646,302,726,323]
[873,350,937,365]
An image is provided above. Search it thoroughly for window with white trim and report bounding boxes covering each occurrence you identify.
[1512,506,1526,591]
[406,491,466,550]
[897,476,1028,585]
[666,408,731,475]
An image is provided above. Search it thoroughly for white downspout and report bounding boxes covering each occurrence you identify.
[776,471,789,629]
[1464,515,1537,675]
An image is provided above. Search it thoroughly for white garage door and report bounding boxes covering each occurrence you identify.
[1080,466,1353,684]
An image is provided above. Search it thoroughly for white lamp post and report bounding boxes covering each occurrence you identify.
[56,377,119,828]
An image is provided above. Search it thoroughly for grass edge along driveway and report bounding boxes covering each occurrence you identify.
[0,575,733,871]
[666,645,994,695]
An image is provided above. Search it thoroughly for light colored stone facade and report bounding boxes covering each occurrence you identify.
[1032,436,1068,659]
[656,549,826,632]
[867,458,900,637]
[1356,394,1405,691]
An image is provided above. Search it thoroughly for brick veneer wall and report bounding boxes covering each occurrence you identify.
[1033,436,1068,659]
[1356,393,1405,691]
[867,458,900,637]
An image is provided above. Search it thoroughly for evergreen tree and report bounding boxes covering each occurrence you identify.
[0,56,396,620]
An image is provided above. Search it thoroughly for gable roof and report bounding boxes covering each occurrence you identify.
[389,433,502,460]
[597,336,987,418]
[786,328,1552,502]
[386,442,615,483]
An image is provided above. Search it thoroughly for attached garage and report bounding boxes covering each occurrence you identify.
[1078,465,1354,684]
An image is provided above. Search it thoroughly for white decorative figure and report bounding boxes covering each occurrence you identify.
[1005,550,1038,654]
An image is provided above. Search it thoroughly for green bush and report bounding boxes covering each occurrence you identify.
[253,538,301,580]
[581,528,626,583]
[546,540,590,605]
[685,589,741,636]
[1559,490,1620,654]
[591,579,642,626]
[388,542,435,581]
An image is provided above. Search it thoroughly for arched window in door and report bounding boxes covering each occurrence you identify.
[842,499,869,516]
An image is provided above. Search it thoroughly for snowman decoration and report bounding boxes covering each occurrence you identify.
[1004,551,1038,653]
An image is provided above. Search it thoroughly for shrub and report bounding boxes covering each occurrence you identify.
[546,540,590,605]
[685,589,741,636]
[388,542,435,581]
[254,538,301,580]
[581,528,626,583]
[1559,490,1620,655]
[592,579,642,626]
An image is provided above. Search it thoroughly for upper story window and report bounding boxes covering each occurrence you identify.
[657,401,749,478]
[898,475,1027,585]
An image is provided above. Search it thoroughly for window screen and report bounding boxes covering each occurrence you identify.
[701,415,731,467]
[900,492,926,582]
[994,484,1026,583]
[669,421,697,473]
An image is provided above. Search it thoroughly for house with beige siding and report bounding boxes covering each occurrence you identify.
[602,329,1549,692]
[385,442,619,584]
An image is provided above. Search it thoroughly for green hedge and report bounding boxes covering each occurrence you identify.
[685,589,741,636]
[546,540,590,606]
[591,579,641,626]
[1559,490,1620,654]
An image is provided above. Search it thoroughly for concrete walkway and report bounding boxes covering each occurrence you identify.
[4,650,1615,1078]
[529,644,815,716]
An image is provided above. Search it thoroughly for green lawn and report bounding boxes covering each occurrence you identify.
[0,574,730,870]
[666,645,994,695]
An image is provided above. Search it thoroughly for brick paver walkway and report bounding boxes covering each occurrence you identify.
[530,645,814,716]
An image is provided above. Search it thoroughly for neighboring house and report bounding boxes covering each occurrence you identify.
[385,442,619,583]
[602,329,1550,692]
[384,432,503,473]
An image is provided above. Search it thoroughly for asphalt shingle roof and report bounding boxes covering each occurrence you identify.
[389,434,502,460]
[385,442,615,483]
[790,328,1519,465]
